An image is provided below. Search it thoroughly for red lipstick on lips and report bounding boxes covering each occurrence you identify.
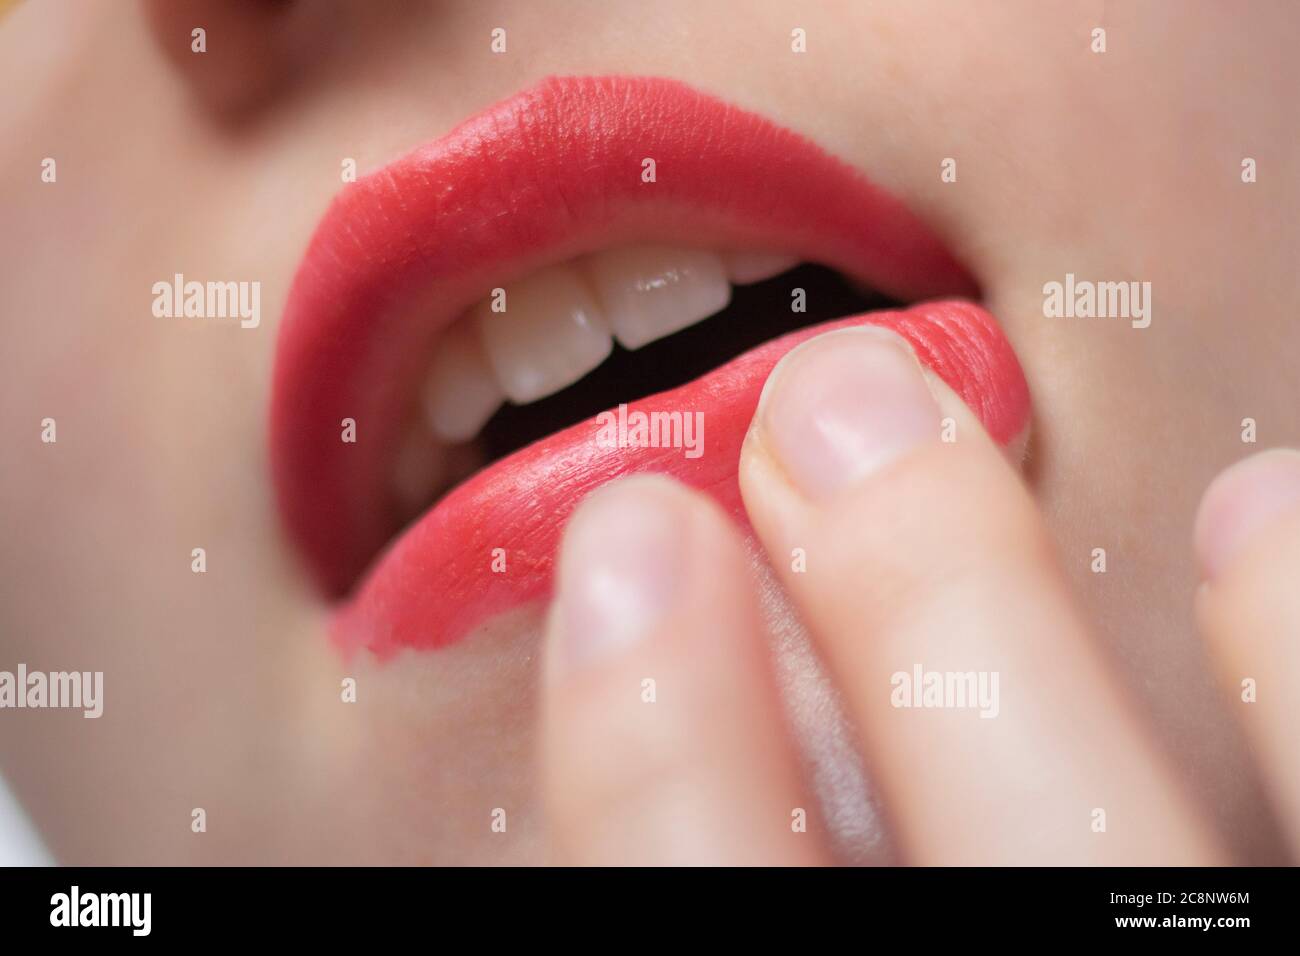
[269,76,1030,656]
[335,303,1027,658]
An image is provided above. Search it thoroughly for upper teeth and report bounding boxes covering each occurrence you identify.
[475,263,612,406]
[585,244,731,350]
[721,250,800,286]
[420,320,506,443]
[420,245,797,445]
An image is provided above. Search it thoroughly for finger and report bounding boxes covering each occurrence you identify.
[738,326,1222,864]
[541,475,826,865]
[1194,448,1300,856]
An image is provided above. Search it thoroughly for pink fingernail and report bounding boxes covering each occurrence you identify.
[554,476,687,670]
[757,328,940,500]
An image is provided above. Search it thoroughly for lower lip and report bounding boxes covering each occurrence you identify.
[334,300,1030,658]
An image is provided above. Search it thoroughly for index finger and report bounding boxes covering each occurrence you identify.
[739,327,1222,864]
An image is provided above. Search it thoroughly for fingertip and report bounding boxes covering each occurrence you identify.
[748,326,944,502]
[549,474,697,675]
[1194,448,1300,583]
[542,474,823,865]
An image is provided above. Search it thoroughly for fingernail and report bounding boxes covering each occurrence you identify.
[756,328,940,499]
[1194,449,1300,582]
[553,476,687,670]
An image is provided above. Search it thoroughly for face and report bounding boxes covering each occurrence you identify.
[1,0,1295,864]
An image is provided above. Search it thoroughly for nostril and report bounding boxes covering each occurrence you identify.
[141,0,321,115]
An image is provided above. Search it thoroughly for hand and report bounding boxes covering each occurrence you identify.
[539,326,1300,865]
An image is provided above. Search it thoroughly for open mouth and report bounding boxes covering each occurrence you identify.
[269,75,1030,657]
[406,259,895,512]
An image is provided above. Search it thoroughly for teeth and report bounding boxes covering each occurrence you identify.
[413,247,803,461]
[421,321,506,443]
[721,250,799,285]
[584,245,731,350]
[476,264,613,403]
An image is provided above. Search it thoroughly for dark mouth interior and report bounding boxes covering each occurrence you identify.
[474,263,898,468]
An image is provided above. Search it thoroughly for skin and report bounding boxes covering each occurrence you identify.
[0,0,1296,863]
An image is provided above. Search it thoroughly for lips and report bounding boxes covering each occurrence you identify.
[269,75,1029,657]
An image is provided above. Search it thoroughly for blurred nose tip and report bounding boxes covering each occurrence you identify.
[141,0,311,115]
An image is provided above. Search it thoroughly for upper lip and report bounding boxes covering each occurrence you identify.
[270,75,1000,646]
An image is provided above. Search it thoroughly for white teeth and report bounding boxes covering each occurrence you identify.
[421,321,505,443]
[584,245,731,350]
[413,247,803,463]
[475,264,613,403]
[722,250,799,286]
